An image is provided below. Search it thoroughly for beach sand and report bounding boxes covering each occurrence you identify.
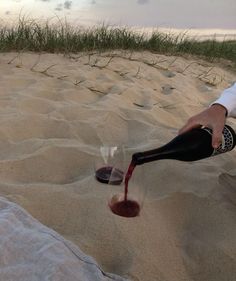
[0,51,236,281]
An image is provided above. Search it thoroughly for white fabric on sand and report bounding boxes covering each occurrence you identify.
[0,197,128,281]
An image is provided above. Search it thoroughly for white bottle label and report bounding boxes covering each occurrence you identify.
[203,126,235,156]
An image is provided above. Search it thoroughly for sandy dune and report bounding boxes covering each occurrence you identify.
[0,51,235,281]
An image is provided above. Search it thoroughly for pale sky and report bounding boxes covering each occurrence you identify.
[0,0,236,30]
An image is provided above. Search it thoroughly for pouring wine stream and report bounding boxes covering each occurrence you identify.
[109,125,236,218]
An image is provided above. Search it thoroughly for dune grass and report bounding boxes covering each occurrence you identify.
[0,18,235,64]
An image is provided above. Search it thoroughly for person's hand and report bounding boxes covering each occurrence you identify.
[178,104,227,148]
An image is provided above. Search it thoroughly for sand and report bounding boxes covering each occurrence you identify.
[0,50,235,281]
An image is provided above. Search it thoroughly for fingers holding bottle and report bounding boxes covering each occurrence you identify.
[179,104,227,148]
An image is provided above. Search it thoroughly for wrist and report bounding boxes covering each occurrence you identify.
[211,103,228,117]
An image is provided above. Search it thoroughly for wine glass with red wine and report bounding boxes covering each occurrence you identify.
[94,146,125,185]
[108,164,146,218]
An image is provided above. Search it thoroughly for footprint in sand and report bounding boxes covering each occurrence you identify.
[197,82,213,92]
[161,70,176,78]
[133,90,153,109]
[161,84,176,95]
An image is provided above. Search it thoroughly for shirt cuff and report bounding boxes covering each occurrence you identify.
[211,82,236,118]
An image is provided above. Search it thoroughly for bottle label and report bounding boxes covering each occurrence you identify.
[203,126,235,156]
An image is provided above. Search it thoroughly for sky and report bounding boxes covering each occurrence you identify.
[0,0,236,31]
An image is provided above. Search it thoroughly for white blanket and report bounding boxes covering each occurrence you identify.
[0,197,128,281]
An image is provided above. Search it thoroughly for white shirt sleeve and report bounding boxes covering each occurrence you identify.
[212,82,236,118]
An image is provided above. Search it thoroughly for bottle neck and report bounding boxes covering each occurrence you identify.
[132,125,236,165]
[132,145,175,165]
[132,128,214,165]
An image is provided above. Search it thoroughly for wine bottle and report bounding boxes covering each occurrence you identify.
[132,125,236,165]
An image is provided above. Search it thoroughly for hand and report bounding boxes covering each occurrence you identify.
[178,104,227,148]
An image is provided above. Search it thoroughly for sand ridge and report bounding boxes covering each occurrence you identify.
[0,51,236,281]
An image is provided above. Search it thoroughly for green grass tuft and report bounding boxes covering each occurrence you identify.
[0,18,235,63]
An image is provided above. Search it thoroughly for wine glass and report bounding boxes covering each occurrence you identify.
[94,145,125,185]
[108,163,146,218]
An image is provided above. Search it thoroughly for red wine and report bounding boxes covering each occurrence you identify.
[95,166,123,185]
[132,125,236,165]
[109,198,140,218]
[107,163,139,218]
[108,162,138,217]
[124,162,136,201]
